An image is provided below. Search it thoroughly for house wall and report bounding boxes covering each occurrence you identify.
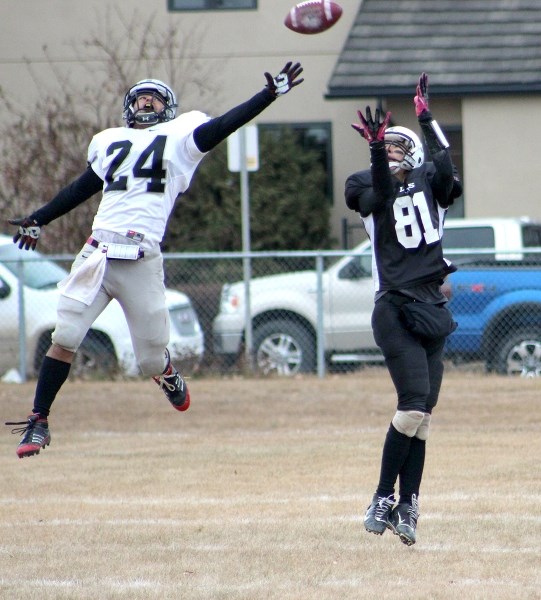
[462,97,541,219]
[2,0,540,249]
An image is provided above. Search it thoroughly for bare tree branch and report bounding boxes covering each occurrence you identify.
[0,7,223,253]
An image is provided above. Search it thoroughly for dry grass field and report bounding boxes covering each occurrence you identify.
[0,368,540,600]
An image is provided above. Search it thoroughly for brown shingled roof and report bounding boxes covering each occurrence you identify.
[327,0,541,98]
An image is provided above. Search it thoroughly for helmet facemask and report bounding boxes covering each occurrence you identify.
[123,79,178,127]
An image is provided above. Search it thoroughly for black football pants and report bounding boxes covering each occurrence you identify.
[372,296,446,414]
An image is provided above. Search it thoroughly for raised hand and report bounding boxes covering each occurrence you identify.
[351,106,391,143]
[414,72,429,116]
[264,61,304,97]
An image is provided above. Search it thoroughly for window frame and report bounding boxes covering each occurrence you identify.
[167,0,257,11]
[442,126,464,219]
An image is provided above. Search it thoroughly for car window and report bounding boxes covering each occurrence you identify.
[443,227,495,249]
[443,227,496,260]
[338,246,372,280]
[359,251,372,274]
[522,224,541,247]
[0,244,68,289]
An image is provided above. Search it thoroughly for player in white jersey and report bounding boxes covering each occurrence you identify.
[345,73,462,546]
[5,62,304,459]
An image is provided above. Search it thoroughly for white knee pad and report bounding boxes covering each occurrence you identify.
[53,308,89,352]
[138,351,168,377]
[415,413,432,441]
[54,293,107,352]
[136,341,170,377]
[129,306,170,376]
[392,410,424,437]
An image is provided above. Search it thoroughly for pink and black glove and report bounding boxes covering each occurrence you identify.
[414,72,430,117]
[8,217,42,251]
[264,61,304,97]
[351,106,392,143]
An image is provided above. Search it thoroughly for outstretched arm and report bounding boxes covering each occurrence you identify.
[415,72,450,155]
[348,106,395,215]
[193,62,304,153]
[8,167,103,250]
[414,73,455,204]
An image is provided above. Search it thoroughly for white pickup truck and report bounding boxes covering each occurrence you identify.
[212,217,541,376]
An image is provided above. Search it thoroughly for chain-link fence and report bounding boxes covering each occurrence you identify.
[1,243,541,381]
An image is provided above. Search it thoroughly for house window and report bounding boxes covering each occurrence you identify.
[260,122,334,201]
[442,127,464,218]
[168,0,256,10]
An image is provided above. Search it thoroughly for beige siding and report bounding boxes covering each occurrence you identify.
[2,0,540,246]
[462,97,541,219]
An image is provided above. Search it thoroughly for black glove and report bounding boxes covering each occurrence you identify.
[351,106,391,143]
[264,61,304,97]
[8,217,42,251]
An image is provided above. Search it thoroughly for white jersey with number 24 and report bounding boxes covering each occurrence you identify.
[87,110,210,249]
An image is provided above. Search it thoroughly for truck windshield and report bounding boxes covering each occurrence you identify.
[0,244,68,289]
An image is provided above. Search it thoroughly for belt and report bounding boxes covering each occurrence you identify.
[86,237,144,259]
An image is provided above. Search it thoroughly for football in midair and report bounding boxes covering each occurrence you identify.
[284,1,343,35]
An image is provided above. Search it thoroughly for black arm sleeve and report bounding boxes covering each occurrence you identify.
[449,165,463,201]
[30,166,103,225]
[193,89,276,153]
[370,141,395,202]
[418,110,446,158]
[418,111,456,207]
[430,150,454,207]
[345,142,397,218]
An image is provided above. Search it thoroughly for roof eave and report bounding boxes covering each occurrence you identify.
[325,83,541,99]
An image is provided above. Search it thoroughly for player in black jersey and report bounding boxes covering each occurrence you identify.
[345,73,462,546]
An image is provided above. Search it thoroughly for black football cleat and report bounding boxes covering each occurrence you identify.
[6,414,51,458]
[363,493,395,535]
[388,494,419,546]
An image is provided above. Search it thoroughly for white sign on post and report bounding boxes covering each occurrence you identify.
[226,126,259,371]
[227,125,259,172]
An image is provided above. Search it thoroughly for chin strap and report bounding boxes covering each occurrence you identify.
[134,111,159,125]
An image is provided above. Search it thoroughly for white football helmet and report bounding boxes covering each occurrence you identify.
[384,126,424,174]
[123,79,178,127]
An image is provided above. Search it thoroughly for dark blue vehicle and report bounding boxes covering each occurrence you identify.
[444,259,541,377]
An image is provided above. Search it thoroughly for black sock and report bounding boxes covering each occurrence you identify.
[376,424,412,498]
[32,356,71,418]
[399,436,426,503]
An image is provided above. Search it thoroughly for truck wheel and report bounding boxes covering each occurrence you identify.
[252,319,316,376]
[70,334,118,380]
[33,331,117,380]
[493,328,541,377]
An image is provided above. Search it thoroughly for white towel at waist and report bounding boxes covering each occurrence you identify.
[57,248,107,305]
